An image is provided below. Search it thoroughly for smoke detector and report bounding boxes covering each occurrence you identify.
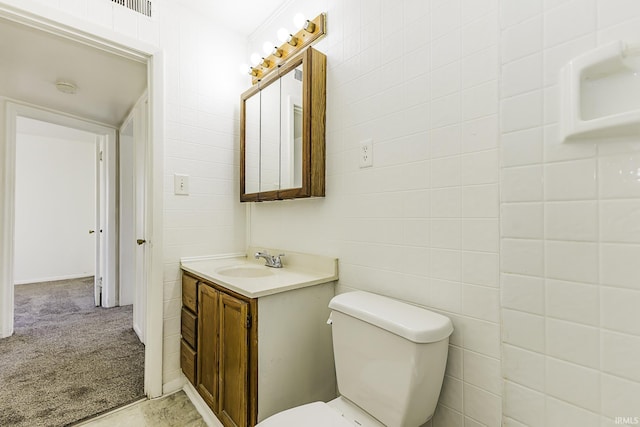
[55,80,77,94]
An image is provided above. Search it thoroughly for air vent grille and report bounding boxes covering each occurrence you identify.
[111,0,153,18]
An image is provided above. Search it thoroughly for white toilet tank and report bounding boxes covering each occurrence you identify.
[328,291,453,427]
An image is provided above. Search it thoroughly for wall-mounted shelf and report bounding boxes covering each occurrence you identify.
[560,41,640,141]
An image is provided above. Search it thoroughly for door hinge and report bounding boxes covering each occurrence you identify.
[246,313,252,329]
[99,151,103,161]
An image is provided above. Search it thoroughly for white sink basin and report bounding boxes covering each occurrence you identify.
[216,265,274,278]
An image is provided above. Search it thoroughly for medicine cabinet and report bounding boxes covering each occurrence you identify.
[240,47,326,202]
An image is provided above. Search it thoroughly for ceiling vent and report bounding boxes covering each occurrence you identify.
[111,0,153,18]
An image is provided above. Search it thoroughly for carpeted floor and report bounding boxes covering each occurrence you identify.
[0,277,145,427]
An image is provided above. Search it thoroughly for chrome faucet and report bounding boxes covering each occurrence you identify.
[254,251,285,268]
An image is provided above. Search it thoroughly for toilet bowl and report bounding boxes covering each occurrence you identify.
[255,291,453,427]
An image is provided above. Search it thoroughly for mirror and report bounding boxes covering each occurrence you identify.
[240,47,326,202]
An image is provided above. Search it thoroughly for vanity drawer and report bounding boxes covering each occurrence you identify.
[182,274,198,313]
[181,307,197,348]
[181,339,197,385]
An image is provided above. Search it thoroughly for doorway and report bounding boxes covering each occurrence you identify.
[0,5,164,398]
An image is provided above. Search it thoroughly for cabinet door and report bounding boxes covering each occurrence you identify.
[218,292,250,427]
[197,284,219,411]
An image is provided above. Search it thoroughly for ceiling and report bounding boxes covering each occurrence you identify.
[176,0,290,35]
[0,1,288,128]
[0,16,147,127]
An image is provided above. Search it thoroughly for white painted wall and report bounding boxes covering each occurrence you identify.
[248,1,501,426]
[14,118,96,284]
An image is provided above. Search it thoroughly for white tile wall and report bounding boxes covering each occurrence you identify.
[500,0,640,424]
[249,0,501,425]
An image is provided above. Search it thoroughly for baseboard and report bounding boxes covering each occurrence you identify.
[162,376,184,396]
[14,274,94,285]
[182,377,223,427]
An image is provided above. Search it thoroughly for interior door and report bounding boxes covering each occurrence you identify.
[133,99,148,342]
[94,136,106,306]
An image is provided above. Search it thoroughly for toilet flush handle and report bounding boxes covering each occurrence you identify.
[326,313,333,325]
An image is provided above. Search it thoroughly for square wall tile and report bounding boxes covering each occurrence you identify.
[502,273,545,315]
[501,127,543,167]
[463,383,502,427]
[501,238,544,276]
[601,286,640,336]
[462,115,499,153]
[543,0,596,48]
[462,284,500,322]
[546,279,599,326]
[462,81,498,121]
[501,53,543,98]
[502,309,545,352]
[462,150,499,185]
[500,0,542,28]
[599,153,640,199]
[463,12,499,55]
[545,397,599,427]
[502,16,543,62]
[503,381,545,427]
[501,203,543,239]
[462,184,499,218]
[600,243,640,290]
[501,90,543,133]
[464,350,502,395]
[544,159,597,201]
[600,200,640,243]
[546,318,600,368]
[462,47,499,89]
[463,251,499,287]
[463,219,499,252]
[601,331,640,382]
[546,357,600,412]
[503,344,545,391]
[545,201,598,241]
[601,374,640,418]
[463,317,501,358]
[501,166,543,202]
[545,241,598,284]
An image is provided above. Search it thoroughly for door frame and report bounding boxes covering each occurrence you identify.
[0,3,165,398]
[4,102,118,313]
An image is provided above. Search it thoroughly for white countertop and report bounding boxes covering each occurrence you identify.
[180,250,338,299]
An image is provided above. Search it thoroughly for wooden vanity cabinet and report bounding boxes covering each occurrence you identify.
[182,271,258,427]
[181,269,335,427]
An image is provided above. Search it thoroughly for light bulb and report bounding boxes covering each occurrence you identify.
[293,13,306,29]
[277,27,289,43]
[262,41,274,56]
[250,52,261,66]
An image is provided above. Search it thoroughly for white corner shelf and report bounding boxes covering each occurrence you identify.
[560,40,640,142]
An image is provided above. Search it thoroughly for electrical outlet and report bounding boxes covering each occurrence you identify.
[359,139,373,168]
[174,173,189,195]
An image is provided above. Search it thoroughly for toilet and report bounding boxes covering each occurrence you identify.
[256,291,453,427]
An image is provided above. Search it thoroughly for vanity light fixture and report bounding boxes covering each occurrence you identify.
[286,34,298,46]
[245,13,326,85]
[303,20,316,33]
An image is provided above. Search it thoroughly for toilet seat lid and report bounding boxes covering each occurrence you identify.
[256,402,352,427]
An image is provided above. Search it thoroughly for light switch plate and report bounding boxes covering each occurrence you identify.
[174,173,189,195]
[359,139,373,168]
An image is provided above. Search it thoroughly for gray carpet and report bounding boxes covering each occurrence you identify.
[0,277,145,427]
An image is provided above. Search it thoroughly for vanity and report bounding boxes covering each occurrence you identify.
[180,249,338,427]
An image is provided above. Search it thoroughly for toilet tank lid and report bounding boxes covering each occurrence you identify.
[329,291,453,343]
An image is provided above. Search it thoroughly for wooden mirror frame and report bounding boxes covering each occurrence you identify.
[240,47,326,202]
